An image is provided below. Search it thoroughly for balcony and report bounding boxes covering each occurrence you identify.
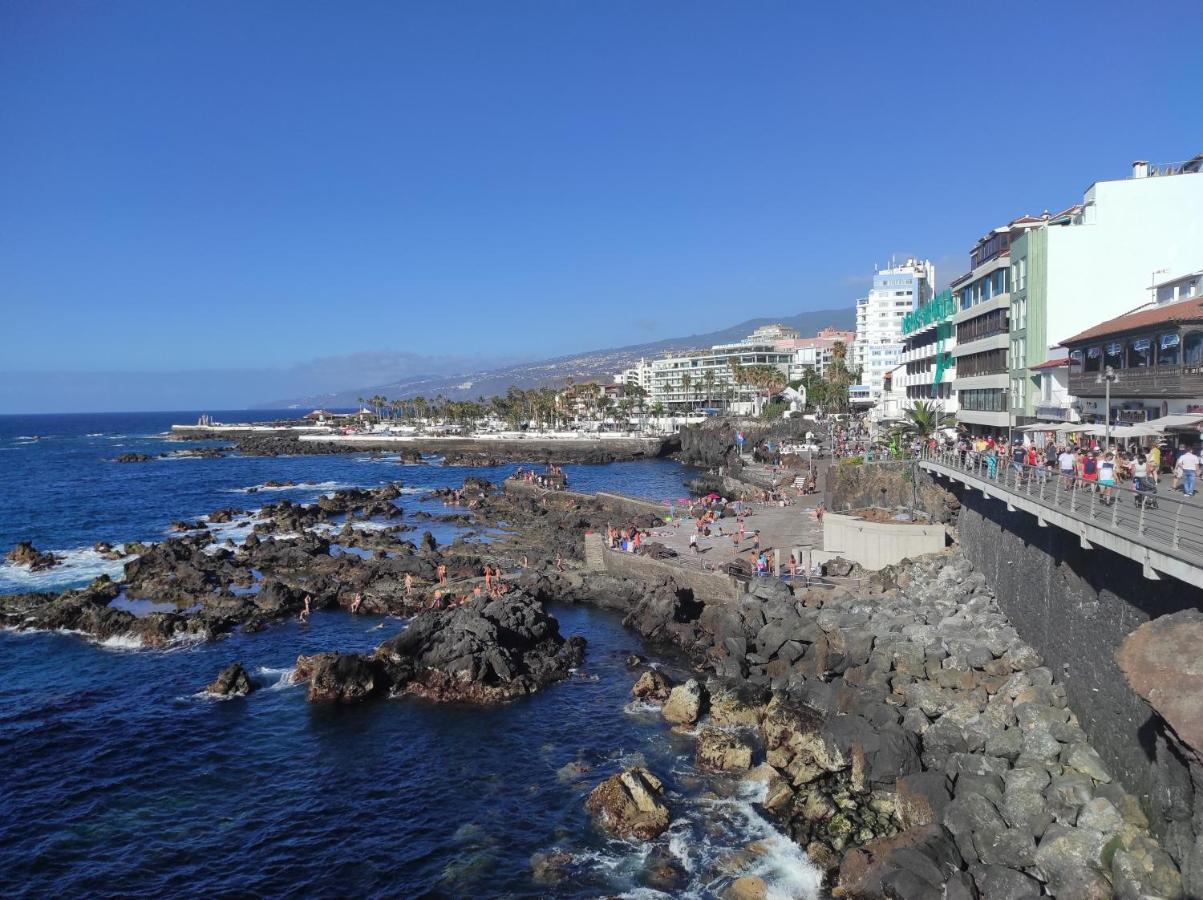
[1069,367,1203,398]
[1034,404,1075,422]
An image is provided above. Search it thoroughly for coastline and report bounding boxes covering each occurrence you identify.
[3,453,1184,896]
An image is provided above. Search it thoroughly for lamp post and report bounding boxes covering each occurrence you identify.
[1097,365,1119,451]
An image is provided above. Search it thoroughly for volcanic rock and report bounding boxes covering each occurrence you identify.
[207,662,253,696]
[631,669,673,704]
[5,541,60,571]
[584,766,670,840]
[662,678,707,725]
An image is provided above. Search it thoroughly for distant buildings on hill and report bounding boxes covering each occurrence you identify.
[616,323,856,415]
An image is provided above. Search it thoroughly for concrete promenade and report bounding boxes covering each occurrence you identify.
[647,493,823,570]
[920,448,1203,587]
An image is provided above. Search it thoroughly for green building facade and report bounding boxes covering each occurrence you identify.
[1007,228,1048,422]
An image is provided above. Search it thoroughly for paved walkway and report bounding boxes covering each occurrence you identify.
[649,492,824,569]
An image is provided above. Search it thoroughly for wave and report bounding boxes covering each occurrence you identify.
[98,634,145,651]
[0,547,133,593]
[227,480,349,494]
[255,665,299,691]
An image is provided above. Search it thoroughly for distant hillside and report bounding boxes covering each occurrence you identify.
[259,307,854,409]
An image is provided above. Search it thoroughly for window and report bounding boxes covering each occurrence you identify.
[1104,341,1124,370]
[1185,332,1203,366]
[1158,333,1180,366]
[1012,297,1026,330]
[1084,346,1101,373]
[1127,337,1152,368]
[957,348,1008,377]
[956,308,1009,344]
[959,388,1009,412]
[1069,349,1084,374]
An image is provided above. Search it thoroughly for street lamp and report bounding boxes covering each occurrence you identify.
[1096,365,1119,450]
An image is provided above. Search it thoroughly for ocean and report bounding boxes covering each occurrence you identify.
[0,412,820,897]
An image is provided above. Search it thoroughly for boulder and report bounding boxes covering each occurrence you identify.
[1116,608,1203,756]
[696,727,754,771]
[895,772,952,830]
[836,823,962,899]
[294,652,382,703]
[206,661,253,697]
[584,767,670,840]
[631,670,673,704]
[662,679,707,726]
[1032,824,1110,896]
[5,541,60,571]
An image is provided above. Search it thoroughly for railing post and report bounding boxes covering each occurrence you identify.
[1111,490,1120,527]
[1089,486,1098,519]
[1173,502,1184,550]
[1137,493,1146,535]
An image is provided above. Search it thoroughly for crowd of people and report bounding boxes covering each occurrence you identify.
[937,433,1202,502]
[511,464,568,490]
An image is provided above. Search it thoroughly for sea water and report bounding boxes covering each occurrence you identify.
[0,412,821,896]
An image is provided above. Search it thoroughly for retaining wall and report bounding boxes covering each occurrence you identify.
[815,513,946,571]
[583,532,743,603]
[953,483,1203,886]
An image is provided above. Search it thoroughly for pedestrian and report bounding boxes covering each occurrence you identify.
[1098,453,1117,504]
[1179,444,1200,497]
[689,532,699,554]
[1133,454,1148,493]
[404,573,413,598]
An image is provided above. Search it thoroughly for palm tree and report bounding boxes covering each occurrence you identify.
[702,369,716,412]
[681,373,693,412]
[896,400,953,440]
[727,357,745,412]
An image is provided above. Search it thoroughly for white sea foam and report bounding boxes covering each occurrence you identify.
[98,633,145,651]
[0,547,133,593]
[228,480,348,494]
[623,700,663,716]
[256,665,299,690]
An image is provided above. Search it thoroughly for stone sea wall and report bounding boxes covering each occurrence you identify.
[953,484,1203,893]
[826,460,960,524]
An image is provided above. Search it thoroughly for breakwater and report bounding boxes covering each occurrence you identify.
[953,483,1203,894]
[824,460,1202,894]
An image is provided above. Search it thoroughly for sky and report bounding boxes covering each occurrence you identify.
[1,1,1200,412]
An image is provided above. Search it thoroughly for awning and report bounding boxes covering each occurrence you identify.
[1084,424,1161,438]
[1145,414,1203,431]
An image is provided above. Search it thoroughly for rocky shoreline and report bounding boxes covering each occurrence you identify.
[0,466,1184,896]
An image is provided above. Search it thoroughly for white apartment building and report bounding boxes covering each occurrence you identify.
[617,359,654,393]
[1043,157,1203,348]
[646,339,794,414]
[851,258,936,412]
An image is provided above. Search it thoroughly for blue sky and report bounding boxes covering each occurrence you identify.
[1,1,1200,411]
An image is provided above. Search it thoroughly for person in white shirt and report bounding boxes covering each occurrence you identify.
[1178,446,1200,497]
[1057,449,1076,490]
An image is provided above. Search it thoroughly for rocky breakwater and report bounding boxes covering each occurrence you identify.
[291,592,586,704]
[0,575,210,647]
[1,481,510,646]
[590,552,1183,898]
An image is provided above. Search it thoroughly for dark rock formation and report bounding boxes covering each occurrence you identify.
[295,653,384,703]
[207,662,253,696]
[114,452,153,463]
[292,593,586,705]
[5,541,61,571]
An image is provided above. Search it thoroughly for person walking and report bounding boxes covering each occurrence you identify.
[1098,453,1117,505]
[1132,454,1148,493]
[1179,445,1200,497]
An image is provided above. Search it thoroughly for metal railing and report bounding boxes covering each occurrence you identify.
[919,448,1203,567]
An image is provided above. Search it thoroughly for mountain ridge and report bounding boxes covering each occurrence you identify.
[257,307,854,409]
